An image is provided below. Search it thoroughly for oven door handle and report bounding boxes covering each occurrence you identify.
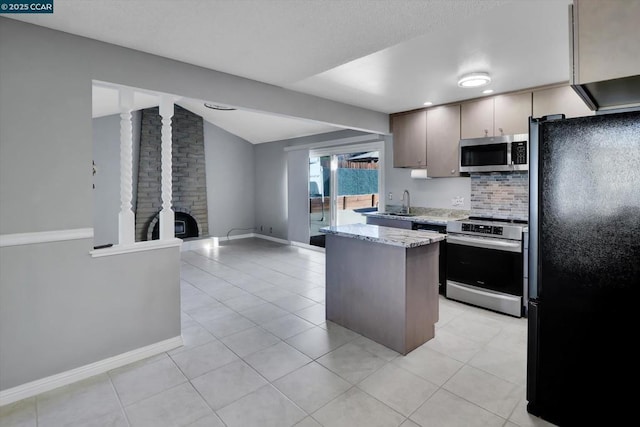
[447,235,522,253]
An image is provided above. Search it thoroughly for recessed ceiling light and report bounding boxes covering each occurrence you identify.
[482,89,494,94]
[204,102,236,111]
[423,101,433,106]
[458,72,491,88]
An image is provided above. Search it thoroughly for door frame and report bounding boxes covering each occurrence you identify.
[309,140,385,229]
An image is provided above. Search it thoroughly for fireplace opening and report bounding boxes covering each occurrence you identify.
[150,211,199,240]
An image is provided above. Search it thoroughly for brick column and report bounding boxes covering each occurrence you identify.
[135,105,209,241]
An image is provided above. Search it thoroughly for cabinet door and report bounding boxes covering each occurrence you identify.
[461,98,493,139]
[366,216,413,230]
[573,0,640,84]
[533,85,594,119]
[494,92,531,136]
[426,104,461,177]
[392,110,427,168]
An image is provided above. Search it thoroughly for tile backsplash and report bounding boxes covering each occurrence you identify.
[470,172,528,220]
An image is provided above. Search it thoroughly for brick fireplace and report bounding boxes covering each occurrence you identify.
[135,105,209,241]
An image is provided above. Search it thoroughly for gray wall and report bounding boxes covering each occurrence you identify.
[287,149,311,244]
[384,136,471,210]
[204,121,256,238]
[254,130,375,241]
[92,114,121,247]
[0,242,180,389]
[0,17,386,390]
[254,140,288,239]
[92,112,142,247]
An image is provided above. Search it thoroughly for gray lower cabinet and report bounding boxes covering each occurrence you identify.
[365,216,413,229]
[367,216,447,294]
[325,234,439,355]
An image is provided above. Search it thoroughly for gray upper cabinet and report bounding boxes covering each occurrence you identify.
[460,98,493,139]
[572,0,640,85]
[493,92,531,136]
[570,0,640,110]
[391,110,427,168]
[426,104,461,177]
[533,85,594,119]
[461,93,531,138]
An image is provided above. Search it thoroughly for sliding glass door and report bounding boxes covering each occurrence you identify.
[309,142,383,248]
[309,155,331,247]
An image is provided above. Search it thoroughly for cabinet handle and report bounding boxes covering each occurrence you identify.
[499,127,504,135]
[484,129,488,137]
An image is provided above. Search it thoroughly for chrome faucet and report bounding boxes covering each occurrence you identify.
[402,189,410,214]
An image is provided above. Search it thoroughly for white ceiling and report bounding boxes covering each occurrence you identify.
[13,0,573,142]
[91,84,341,144]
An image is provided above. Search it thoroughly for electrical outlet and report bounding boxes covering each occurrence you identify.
[269,227,273,233]
[260,225,263,231]
[452,196,464,207]
[388,192,393,200]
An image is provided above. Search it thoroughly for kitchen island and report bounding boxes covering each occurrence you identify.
[320,223,445,355]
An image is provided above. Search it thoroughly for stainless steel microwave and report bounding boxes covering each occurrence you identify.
[459,134,528,173]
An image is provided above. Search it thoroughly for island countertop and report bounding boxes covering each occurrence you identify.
[320,223,445,248]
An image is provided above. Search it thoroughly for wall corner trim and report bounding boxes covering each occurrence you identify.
[0,228,94,247]
[90,238,182,257]
[0,335,183,407]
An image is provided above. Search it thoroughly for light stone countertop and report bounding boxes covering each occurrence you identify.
[364,208,469,226]
[320,223,446,248]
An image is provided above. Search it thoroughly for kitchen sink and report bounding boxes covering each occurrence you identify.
[386,212,416,217]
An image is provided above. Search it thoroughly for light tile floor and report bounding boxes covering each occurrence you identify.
[0,238,558,427]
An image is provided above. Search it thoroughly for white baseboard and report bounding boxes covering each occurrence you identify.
[0,336,183,407]
[253,233,290,245]
[180,237,216,252]
[179,233,292,250]
[225,233,256,241]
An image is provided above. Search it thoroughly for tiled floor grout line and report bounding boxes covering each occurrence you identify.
[4,240,531,427]
[183,244,526,427]
[187,249,325,285]
[176,288,412,426]
[106,373,133,426]
[181,246,427,426]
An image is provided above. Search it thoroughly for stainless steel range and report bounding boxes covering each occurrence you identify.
[446,217,528,317]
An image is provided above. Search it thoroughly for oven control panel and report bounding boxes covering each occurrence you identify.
[462,223,504,236]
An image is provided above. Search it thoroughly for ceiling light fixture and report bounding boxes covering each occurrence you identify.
[482,89,494,94]
[204,102,236,111]
[458,72,491,88]
[423,101,433,106]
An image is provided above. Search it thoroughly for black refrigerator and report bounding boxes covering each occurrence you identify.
[527,110,640,426]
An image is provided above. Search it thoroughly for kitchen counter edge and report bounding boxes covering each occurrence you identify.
[320,223,446,248]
